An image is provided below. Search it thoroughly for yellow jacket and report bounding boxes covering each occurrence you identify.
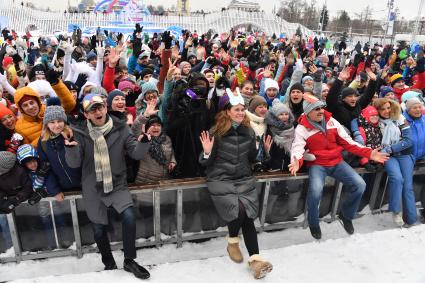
[14,80,76,147]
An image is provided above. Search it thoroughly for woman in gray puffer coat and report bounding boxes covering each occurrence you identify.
[199,91,273,279]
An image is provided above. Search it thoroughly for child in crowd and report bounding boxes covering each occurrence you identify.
[351,106,383,171]
[16,144,49,205]
[0,151,33,213]
[265,99,295,171]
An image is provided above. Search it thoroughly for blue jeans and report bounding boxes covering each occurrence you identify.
[0,214,12,248]
[307,161,366,227]
[92,206,136,266]
[384,155,417,224]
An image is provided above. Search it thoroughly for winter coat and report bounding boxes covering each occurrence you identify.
[135,135,176,183]
[14,81,76,147]
[0,164,33,202]
[65,115,149,224]
[291,111,372,168]
[393,71,425,103]
[326,78,377,133]
[199,125,259,222]
[38,135,81,196]
[358,116,382,149]
[403,112,425,160]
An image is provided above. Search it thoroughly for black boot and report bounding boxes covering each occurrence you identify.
[124,259,150,279]
[338,214,354,235]
[309,226,322,239]
[104,262,117,271]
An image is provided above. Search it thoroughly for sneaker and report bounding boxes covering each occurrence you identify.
[123,259,150,280]
[227,237,243,263]
[248,255,273,279]
[393,212,404,227]
[338,214,354,235]
[309,226,322,239]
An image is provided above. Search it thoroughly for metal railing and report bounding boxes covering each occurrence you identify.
[1,163,424,264]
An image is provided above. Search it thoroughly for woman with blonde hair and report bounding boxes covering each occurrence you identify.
[373,98,416,226]
[37,105,81,201]
[199,90,273,279]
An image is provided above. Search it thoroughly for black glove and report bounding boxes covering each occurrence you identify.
[117,33,123,43]
[0,196,19,214]
[162,31,173,49]
[36,161,50,177]
[90,35,97,50]
[312,69,323,82]
[28,190,48,206]
[12,53,22,65]
[135,23,143,33]
[45,68,60,85]
[75,73,88,92]
[416,57,425,73]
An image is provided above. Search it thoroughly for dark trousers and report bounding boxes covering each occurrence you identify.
[92,206,136,266]
[227,202,259,256]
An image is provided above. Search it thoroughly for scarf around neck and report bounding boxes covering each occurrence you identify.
[265,112,294,152]
[149,134,167,165]
[87,116,114,194]
[307,116,327,134]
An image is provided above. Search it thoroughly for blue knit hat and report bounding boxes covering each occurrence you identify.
[379,86,394,98]
[86,51,97,63]
[107,89,125,108]
[140,81,159,100]
[16,144,38,165]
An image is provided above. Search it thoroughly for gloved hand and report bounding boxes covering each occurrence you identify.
[75,73,88,92]
[162,31,173,49]
[135,23,143,34]
[28,190,48,206]
[45,68,60,85]
[0,196,19,214]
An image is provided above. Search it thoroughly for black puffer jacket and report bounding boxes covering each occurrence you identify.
[0,164,33,202]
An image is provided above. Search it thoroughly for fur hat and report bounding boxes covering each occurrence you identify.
[0,151,16,175]
[248,95,267,113]
[303,93,326,115]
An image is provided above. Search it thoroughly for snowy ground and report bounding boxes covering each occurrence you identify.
[2,210,425,283]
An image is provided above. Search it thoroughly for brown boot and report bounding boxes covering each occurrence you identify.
[227,237,243,263]
[248,254,273,279]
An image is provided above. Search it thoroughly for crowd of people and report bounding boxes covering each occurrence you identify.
[0,23,425,279]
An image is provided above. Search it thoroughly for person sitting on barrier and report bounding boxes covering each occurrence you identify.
[199,90,273,279]
[373,98,416,227]
[289,93,389,239]
[37,105,81,202]
[350,106,384,172]
[131,114,176,183]
[16,144,50,205]
[264,98,295,172]
[63,94,151,279]
[0,151,33,214]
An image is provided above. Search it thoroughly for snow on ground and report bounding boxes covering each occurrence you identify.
[2,210,425,283]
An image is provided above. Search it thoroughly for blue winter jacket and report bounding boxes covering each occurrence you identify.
[403,111,425,160]
[37,136,81,196]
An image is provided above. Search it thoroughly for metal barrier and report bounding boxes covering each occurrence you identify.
[1,165,425,264]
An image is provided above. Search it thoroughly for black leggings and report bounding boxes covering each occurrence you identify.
[227,202,259,256]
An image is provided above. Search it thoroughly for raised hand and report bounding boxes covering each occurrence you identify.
[166,58,178,80]
[365,67,376,81]
[108,47,120,68]
[185,36,193,48]
[309,64,319,74]
[338,67,351,81]
[143,100,159,118]
[162,31,173,49]
[199,131,214,155]
[96,42,105,58]
[263,135,273,153]
[288,158,300,176]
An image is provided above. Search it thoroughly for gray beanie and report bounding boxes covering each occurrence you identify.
[43,105,67,125]
[303,93,327,115]
[140,81,159,100]
[271,98,292,117]
[0,151,16,176]
[405,97,423,112]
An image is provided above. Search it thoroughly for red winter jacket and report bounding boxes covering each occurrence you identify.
[291,111,372,168]
[394,71,425,102]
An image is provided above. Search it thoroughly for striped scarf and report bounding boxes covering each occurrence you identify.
[87,117,114,194]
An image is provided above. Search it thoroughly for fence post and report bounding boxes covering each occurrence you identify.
[6,212,22,263]
[70,198,83,258]
[368,171,384,211]
[176,189,183,248]
[259,181,271,230]
[153,190,161,247]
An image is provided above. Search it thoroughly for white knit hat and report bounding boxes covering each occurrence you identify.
[264,78,279,92]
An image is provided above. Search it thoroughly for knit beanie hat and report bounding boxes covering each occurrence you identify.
[179,61,191,71]
[43,105,67,125]
[118,80,135,91]
[28,64,46,81]
[361,105,379,124]
[390,73,404,86]
[270,98,292,117]
[289,82,304,94]
[379,86,394,98]
[86,51,97,63]
[0,151,16,175]
[401,90,421,103]
[341,87,359,99]
[107,89,125,107]
[140,81,159,100]
[303,93,326,115]
[145,115,163,131]
[302,76,314,84]
[0,103,14,120]
[248,95,267,113]
[16,144,38,165]
[140,68,154,80]
[264,78,279,92]
[405,97,423,111]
